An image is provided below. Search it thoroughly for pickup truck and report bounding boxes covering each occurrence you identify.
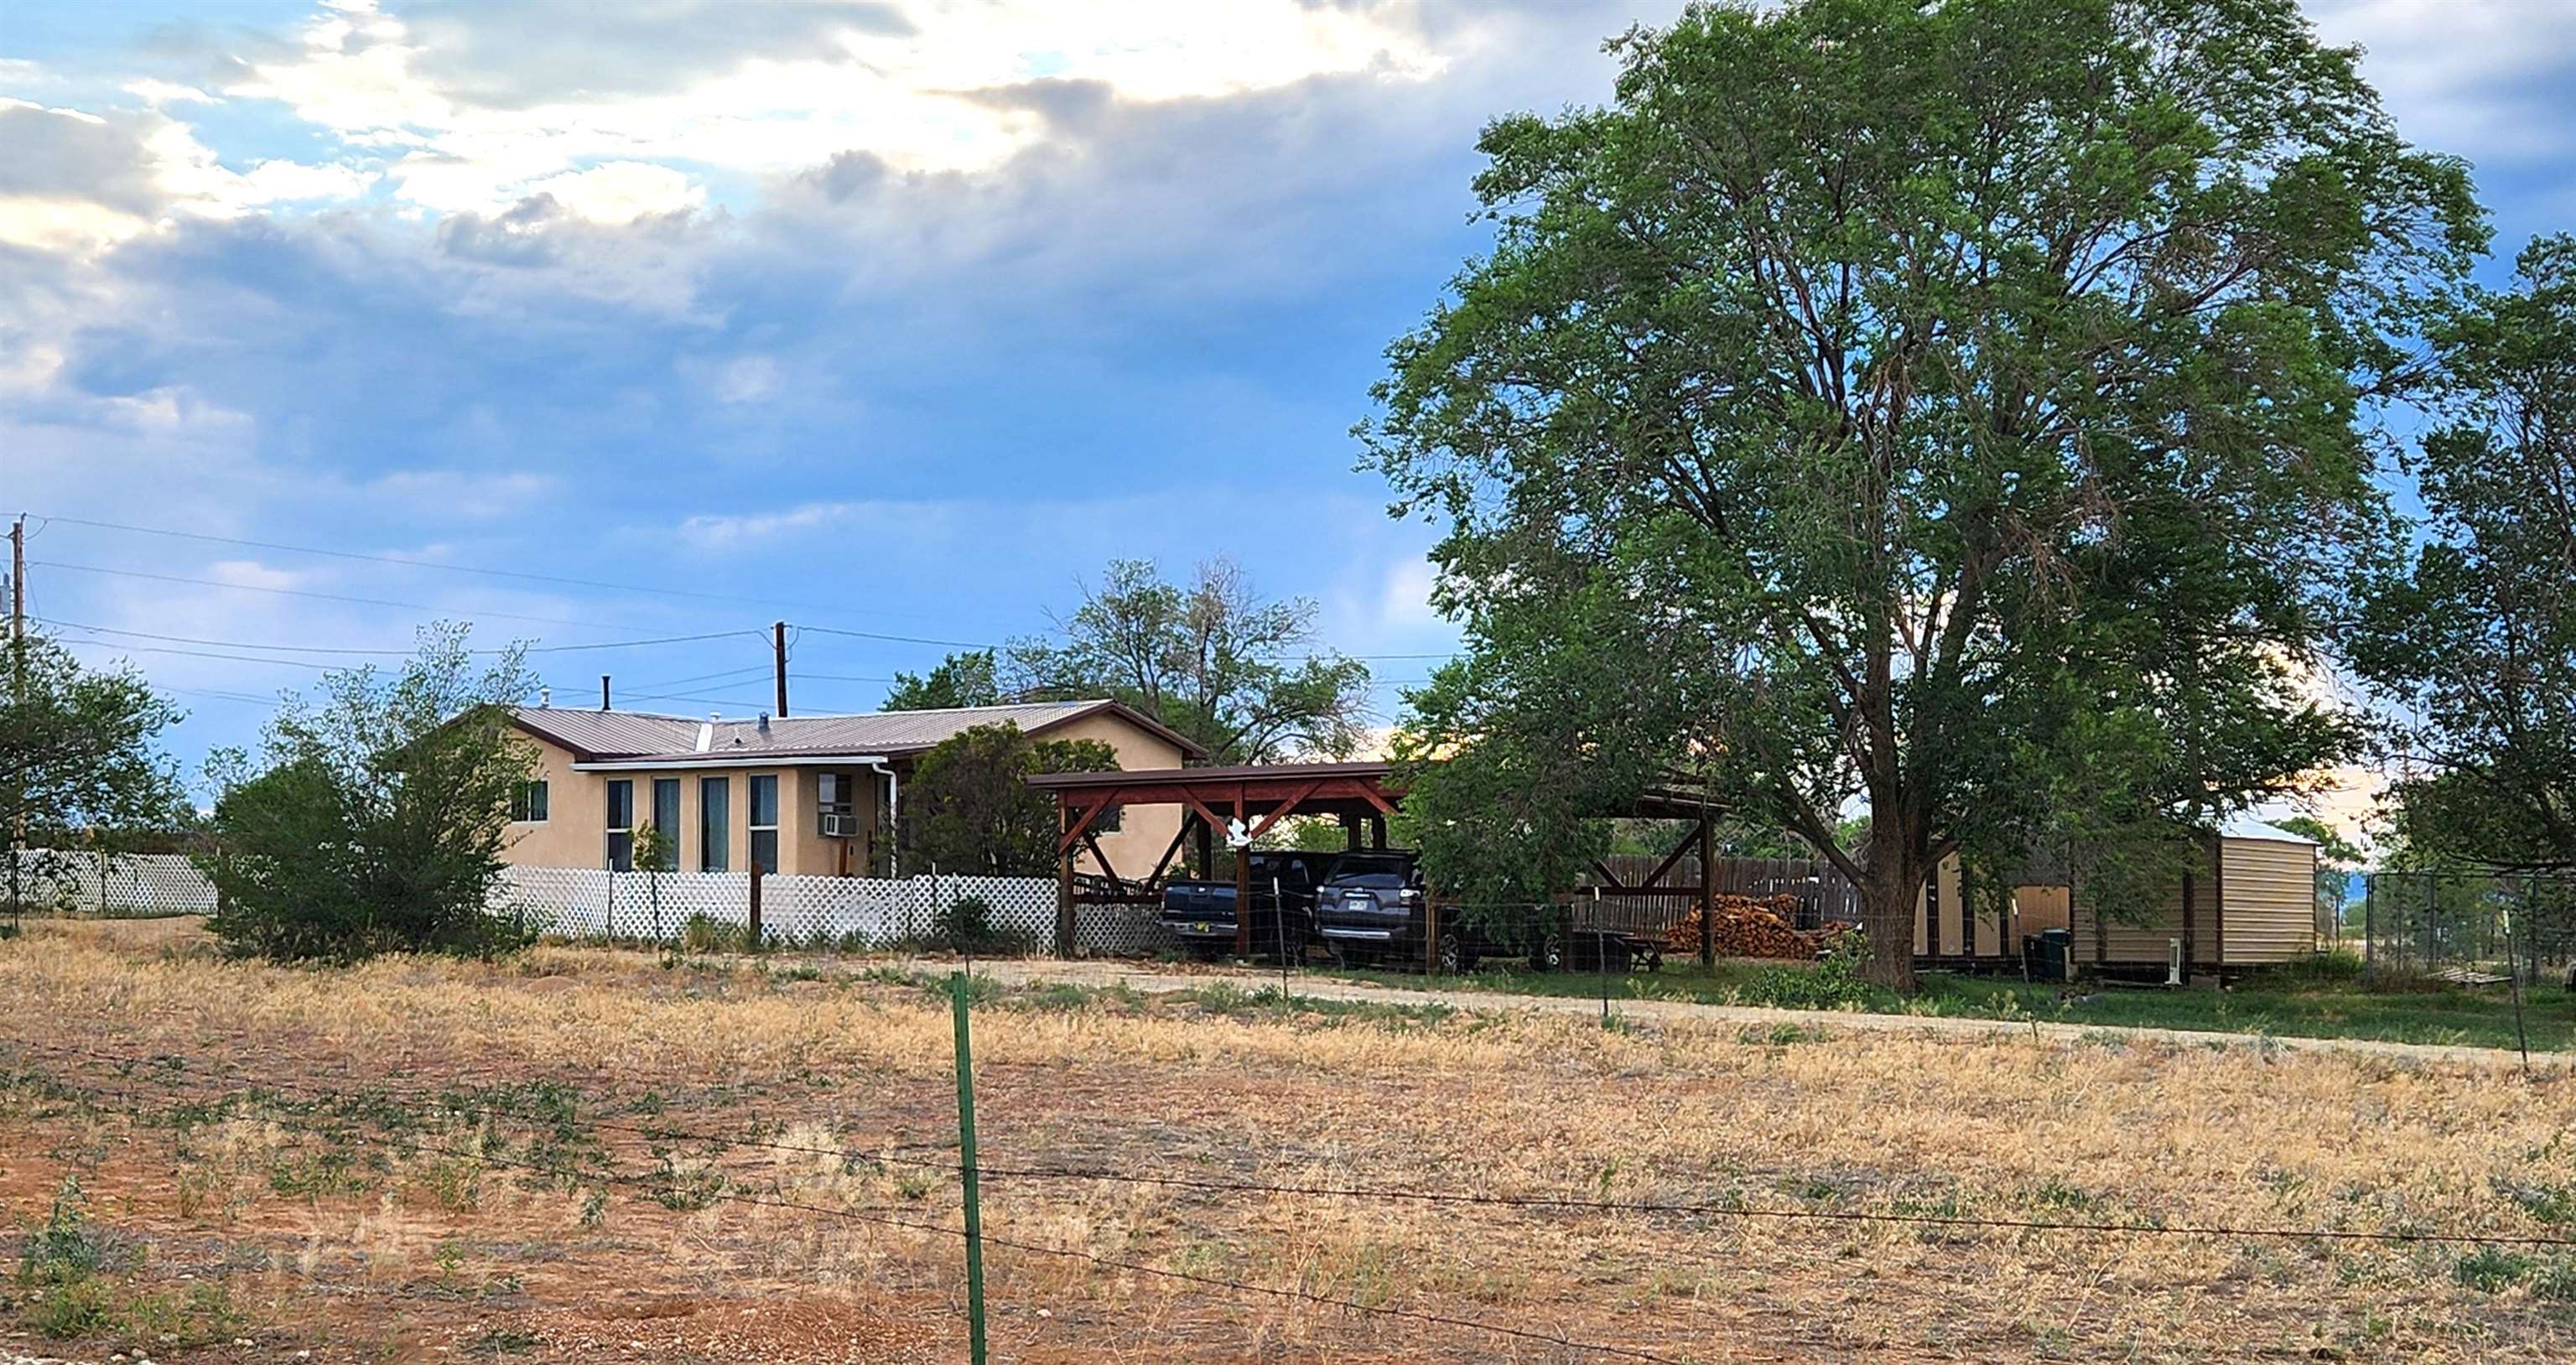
[1158,849,1334,961]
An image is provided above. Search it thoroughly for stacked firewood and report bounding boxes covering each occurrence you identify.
[1662,894,1845,959]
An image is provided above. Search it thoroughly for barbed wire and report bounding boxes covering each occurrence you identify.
[4,1047,1686,1364]
[12,1035,2573,1250]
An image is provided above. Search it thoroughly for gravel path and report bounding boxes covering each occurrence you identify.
[938,956,2569,1067]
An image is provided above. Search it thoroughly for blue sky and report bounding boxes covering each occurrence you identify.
[5,0,2574,838]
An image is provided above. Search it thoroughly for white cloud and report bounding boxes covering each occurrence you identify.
[520,161,703,223]
[205,0,1446,216]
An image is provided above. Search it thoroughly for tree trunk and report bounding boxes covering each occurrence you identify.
[1857,857,1921,993]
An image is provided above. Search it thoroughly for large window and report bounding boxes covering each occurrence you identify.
[749,774,779,875]
[651,778,681,871]
[605,779,634,871]
[699,777,730,873]
[509,779,548,823]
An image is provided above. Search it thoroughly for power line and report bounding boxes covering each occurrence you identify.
[34,615,761,658]
[794,622,1004,651]
[21,512,992,631]
[29,561,673,634]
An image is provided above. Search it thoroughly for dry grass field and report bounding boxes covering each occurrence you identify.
[3,918,2573,1364]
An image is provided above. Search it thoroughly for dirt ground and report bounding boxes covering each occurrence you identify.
[3,918,2573,1363]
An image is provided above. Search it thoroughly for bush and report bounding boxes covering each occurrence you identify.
[678,913,745,955]
[1732,928,1880,1010]
[905,895,1031,955]
[204,625,536,964]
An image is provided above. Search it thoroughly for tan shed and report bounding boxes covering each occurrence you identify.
[2070,816,2319,977]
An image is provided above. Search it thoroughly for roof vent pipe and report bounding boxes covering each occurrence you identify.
[600,675,611,711]
[758,712,771,735]
[538,687,550,708]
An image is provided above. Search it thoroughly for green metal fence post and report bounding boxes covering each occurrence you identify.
[950,970,989,1365]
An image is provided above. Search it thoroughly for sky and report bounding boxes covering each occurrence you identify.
[5,0,2574,848]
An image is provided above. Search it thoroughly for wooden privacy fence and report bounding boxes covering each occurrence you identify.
[1581,854,1857,934]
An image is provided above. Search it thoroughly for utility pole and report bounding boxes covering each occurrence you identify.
[772,620,789,718]
[8,514,23,928]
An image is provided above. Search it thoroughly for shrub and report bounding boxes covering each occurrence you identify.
[204,625,535,963]
[906,895,1031,955]
[1732,927,1879,1010]
[678,913,745,955]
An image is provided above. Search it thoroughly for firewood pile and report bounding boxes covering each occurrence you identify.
[1661,894,1848,959]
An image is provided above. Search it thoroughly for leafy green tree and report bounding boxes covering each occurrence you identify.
[899,723,1119,876]
[205,624,537,963]
[2,631,188,916]
[2270,814,2364,928]
[1007,557,1372,763]
[2350,236,2576,873]
[1366,0,2481,986]
[882,650,1005,711]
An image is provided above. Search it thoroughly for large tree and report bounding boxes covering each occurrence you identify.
[1366,0,2482,987]
[2,631,188,915]
[205,624,537,963]
[2349,236,2576,873]
[899,723,1119,876]
[1007,557,1372,763]
[882,650,1005,711]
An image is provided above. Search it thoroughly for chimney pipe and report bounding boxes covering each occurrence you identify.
[758,712,771,735]
[600,675,611,711]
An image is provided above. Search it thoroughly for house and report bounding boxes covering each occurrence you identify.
[500,699,1204,878]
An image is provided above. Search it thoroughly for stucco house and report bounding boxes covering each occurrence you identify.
[501,699,1203,879]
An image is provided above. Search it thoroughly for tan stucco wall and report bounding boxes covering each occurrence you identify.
[501,712,1185,880]
[1039,712,1189,880]
[500,733,864,875]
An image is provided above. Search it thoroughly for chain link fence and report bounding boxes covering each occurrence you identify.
[2354,869,2576,986]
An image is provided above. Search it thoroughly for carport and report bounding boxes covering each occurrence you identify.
[1027,761,1732,967]
[1026,761,1405,958]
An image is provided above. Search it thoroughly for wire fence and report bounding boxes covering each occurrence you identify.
[8,1017,2573,1365]
[2354,869,2576,987]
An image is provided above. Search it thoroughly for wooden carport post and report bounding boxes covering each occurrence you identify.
[1233,784,1254,957]
[1697,814,1716,968]
[1056,799,1077,958]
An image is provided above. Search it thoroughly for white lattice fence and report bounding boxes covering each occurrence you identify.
[485,865,1175,954]
[8,851,218,916]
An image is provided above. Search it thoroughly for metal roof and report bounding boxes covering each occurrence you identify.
[2220,812,2319,846]
[511,698,1205,765]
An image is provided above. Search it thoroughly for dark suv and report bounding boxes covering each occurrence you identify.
[1311,851,1440,965]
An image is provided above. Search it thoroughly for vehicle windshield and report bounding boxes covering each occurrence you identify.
[1331,856,1410,888]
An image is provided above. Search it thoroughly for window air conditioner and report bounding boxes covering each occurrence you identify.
[819,813,858,838]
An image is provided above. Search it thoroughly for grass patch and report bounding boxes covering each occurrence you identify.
[1315,958,2576,1051]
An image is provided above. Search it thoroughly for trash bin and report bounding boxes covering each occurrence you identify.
[2025,927,2073,983]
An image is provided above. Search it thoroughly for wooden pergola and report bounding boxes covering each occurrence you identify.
[1026,760,1732,965]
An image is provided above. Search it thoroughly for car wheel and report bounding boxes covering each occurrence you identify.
[1530,932,1565,973]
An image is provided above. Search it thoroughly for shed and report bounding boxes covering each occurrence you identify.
[2069,815,2320,978]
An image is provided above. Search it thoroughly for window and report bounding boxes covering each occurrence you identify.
[605,779,634,871]
[509,779,548,823]
[651,778,681,871]
[699,777,730,872]
[818,771,855,835]
[1091,802,1122,833]
[749,774,779,875]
